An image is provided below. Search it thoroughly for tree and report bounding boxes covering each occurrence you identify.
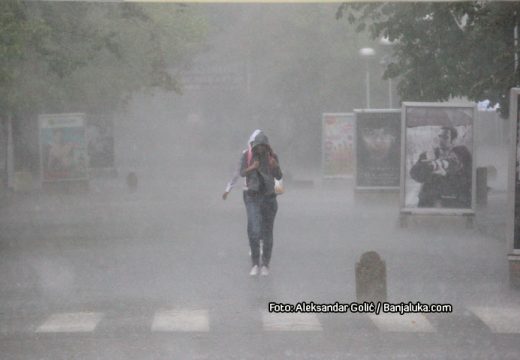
[1,1,208,118]
[337,1,520,117]
[0,0,42,114]
[0,1,208,182]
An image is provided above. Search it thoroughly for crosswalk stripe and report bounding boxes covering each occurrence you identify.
[262,311,322,331]
[36,312,103,333]
[151,309,209,332]
[368,313,435,333]
[470,306,520,334]
[20,306,520,335]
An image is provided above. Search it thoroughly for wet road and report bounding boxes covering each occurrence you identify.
[0,174,519,359]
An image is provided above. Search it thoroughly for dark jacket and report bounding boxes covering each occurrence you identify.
[410,145,472,208]
[239,132,282,195]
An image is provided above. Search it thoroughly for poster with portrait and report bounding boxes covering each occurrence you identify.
[401,103,476,214]
[354,109,401,189]
[509,89,520,254]
[39,113,89,182]
[322,113,354,178]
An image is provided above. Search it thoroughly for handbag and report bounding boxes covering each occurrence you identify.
[274,178,284,195]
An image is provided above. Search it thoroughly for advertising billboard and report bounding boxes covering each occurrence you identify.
[354,109,401,190]
[86,114,114,169]
[322,113,354,178]
[401,103,476,214]
[509,89,520,253]
[39,113,88,182]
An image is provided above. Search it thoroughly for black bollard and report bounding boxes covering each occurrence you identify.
[355,251,387,303]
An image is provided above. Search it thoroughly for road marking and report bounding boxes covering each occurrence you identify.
[470,306,520,334]
[151,309,209,332]
[368,313,435,333]
[262,311,322,331]
[36,312,103,333]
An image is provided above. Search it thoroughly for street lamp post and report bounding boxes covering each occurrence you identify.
[379,36,396,108]
[359,48,375,109]
[380,55,393,109]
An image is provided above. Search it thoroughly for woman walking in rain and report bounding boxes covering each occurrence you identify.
[223,130,283,276]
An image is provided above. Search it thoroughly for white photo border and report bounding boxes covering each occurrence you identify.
[399,102,476,215]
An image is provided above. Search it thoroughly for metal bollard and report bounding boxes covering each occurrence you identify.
[355,251,387,303]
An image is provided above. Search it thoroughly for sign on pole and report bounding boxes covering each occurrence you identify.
[400,103,476,215]
[322,113,354,178]
[39,113,89,182]
[354,109,401,190]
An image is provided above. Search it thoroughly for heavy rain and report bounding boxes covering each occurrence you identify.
[0,1,519,359]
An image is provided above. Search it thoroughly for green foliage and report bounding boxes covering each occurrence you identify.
[0,1,207,117]
[0,0,43,112]
[338,1,520,116]
[0,1,26,81]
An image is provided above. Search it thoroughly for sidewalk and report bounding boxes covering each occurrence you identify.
[0,175,518,311]
[475,190,507,241]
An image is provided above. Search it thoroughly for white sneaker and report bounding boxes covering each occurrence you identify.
[249,265,259,276]
[260,266,269,276]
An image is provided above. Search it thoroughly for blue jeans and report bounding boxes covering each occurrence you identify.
[243,191,278,267]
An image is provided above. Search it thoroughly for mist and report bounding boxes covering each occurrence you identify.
[0,2,517,360]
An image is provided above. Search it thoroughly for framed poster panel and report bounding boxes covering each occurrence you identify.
[322,113,354,178]
[86,114,114,169]
[400,103,476,215]
[508,88,520,255]
[354,109,401,190]
[39,113,89,182]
